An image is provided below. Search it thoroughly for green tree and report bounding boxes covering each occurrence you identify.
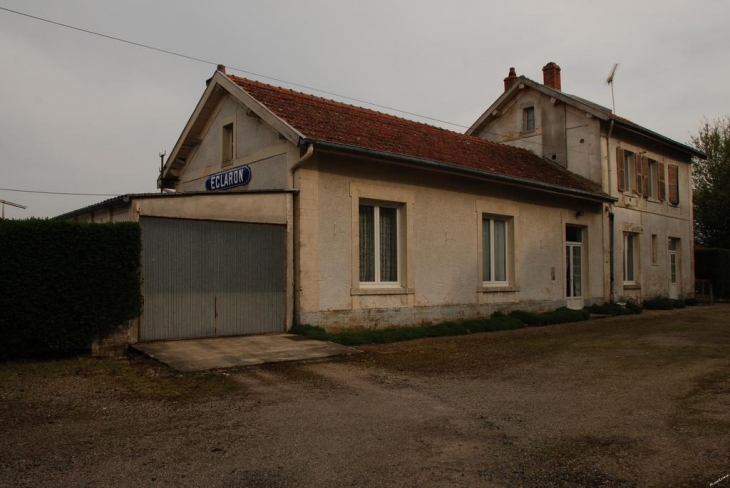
[690,117,730,248]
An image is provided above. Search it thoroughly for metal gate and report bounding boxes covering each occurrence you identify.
[140,217,285,341]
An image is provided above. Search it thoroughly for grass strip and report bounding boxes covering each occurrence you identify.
[291,309,588,346]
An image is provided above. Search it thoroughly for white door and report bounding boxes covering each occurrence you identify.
[668,238,678,299]
[566,226,584,310]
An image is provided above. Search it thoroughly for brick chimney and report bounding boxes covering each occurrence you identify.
[542,62,561,91]
[207,64,227,86]
[503,67,518,91]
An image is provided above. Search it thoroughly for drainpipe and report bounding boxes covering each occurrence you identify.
[606,120,616,301]
[290,143,314,175]
[288,142,313,328]
[608,210,615,302]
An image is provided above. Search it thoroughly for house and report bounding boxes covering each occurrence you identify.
[58,64,700,344]
[467,62,705,303]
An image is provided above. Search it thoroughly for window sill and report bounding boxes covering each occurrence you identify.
[478,285,520,293]
[623,284,642,290]
[351,287,414,296]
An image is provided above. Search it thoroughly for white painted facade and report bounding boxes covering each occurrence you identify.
[468,65,702,303]
[62,65,702,338]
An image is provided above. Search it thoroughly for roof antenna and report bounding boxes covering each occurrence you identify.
[605,63,619,114]
[0,198,27,219]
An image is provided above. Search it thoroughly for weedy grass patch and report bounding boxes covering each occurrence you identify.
[292,307,588,345]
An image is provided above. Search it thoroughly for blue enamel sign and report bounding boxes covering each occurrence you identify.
[205,165,251,191]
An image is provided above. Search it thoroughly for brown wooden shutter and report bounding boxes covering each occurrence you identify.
[635,155,643,195]
[668,165,679,204]
[658,162,666,201]
[642,156,649,197]
[617,147,625,192]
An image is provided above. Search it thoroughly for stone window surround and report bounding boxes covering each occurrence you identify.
[350,183,415,296]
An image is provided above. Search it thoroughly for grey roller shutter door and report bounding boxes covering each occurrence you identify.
[140,217,285,341]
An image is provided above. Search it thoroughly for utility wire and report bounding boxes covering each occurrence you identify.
[0,6,603,158]
[0,188,120,196]
[0,5,469,129]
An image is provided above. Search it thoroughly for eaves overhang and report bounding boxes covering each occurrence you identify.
[300,139,616,204]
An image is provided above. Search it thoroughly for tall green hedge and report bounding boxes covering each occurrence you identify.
[0,219,142,357]
[695,248,730,300]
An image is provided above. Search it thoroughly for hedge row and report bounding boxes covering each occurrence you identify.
[642,297,687,310]
[0,219,142,357]
[586,301,643,316]
[695,248,730,300]
[291,308,589,346]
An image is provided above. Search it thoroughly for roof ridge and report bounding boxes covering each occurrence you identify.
[227,74,540,155]
[228,74,471,135]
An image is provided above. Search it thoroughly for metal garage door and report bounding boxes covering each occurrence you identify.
[139,217,285,341]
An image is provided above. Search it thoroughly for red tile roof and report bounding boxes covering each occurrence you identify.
[228,75,609,199]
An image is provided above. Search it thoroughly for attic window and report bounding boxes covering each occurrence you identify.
[221,122,234,166]
[524,107,535,131]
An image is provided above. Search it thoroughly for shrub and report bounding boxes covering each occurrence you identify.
[625,300,643,314]
[586,301,639,316]
[0,219,142,357]
[685,298,705,306]
[538,307,589,325]
[695,248,730,299]
[510,307,589,326]
[509,310,542,326]
[642,296,675,310]
[671,299,686,309]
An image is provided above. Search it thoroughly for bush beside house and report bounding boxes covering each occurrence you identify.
[0,219,142,357]
[695,248,730,300]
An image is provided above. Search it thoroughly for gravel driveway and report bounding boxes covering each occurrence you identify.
[2,305,729,487]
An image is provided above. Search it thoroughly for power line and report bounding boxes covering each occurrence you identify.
[0,188,120,196]
[0,6,603,158]
[0,6,469,129]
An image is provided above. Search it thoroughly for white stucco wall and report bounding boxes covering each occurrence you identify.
[602,132,694,300]
[297,154,607,329]
[176,95,294,193]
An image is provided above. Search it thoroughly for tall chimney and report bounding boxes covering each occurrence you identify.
[503,67,518,92]
[542,62,561,91]
[217,64,227,74]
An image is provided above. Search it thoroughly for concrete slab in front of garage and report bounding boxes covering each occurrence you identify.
[133,334,359,372]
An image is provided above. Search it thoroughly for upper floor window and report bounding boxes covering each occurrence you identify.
[647,159,658,199]
[617,148,635,193]
[523,107,535,132]
[668,165,679,205]
[221,122,234,166]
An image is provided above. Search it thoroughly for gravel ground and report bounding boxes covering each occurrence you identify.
[1,305,729,487]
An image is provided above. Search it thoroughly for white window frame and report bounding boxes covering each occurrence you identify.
[623,232,638,285]
[358,202,401,288]
[482,216,510,286]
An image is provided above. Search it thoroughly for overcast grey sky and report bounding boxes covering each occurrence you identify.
[1,1,729,218]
